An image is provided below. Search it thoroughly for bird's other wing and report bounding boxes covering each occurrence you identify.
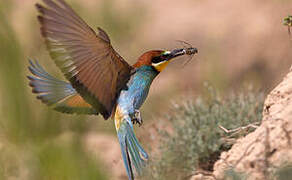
[28,59,98,115]
[36,0,133,119]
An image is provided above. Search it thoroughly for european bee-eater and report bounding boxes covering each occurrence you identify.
[27,0,198,179]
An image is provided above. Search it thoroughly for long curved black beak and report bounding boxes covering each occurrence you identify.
[167,47,198,60]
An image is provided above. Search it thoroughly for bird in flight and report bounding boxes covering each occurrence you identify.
[27,0,198,179]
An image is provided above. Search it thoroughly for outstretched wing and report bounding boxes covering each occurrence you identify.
[36,0,133,119]
[28,59,98,115]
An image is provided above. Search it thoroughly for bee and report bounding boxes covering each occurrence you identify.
[176,40,198,66]
[185,47,198,56]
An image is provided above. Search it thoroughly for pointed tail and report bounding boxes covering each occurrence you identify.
[115,111,148,180]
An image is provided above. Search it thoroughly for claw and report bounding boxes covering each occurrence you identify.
[132,110,143,126]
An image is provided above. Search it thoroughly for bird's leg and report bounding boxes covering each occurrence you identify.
[132,109,143,127]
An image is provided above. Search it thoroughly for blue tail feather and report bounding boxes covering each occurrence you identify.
[118,133,134,180]
[117,117,148,180]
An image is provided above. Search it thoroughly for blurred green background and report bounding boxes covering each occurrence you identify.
[0,0,291,179]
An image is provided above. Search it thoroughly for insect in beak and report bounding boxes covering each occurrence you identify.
[176,40,198,66]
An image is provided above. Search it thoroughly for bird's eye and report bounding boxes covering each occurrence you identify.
[152,51,172,64]
[152,56,162,63]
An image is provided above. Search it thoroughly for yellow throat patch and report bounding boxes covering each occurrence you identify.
[153,61,169,72]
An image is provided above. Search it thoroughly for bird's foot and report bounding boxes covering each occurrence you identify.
[132,110,143,127]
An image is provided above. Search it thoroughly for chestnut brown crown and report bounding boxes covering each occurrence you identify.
[133,50,165,68]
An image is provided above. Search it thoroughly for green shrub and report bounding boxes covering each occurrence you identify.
[143,86,264,180]
[273,164,292,180]
[224,168,247,180]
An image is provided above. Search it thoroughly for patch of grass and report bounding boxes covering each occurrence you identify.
[275,164,292,180]
[224,168,247,180]
[35,138,107,180]
[143,86,264,180]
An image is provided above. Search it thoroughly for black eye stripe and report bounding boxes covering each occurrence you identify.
[152,54,171,64]
[152,56,162,63]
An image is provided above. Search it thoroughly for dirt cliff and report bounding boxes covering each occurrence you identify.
[192,66,292,180]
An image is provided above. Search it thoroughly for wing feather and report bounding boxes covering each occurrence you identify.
[36,0,133,119]
[27,60,97,115]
